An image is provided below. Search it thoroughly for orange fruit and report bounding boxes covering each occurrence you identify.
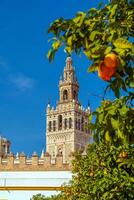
[119,151,128,158]
[122,151,128,158]
[98,61,116,81]
[104,53,119,68]
[89,172,94,177]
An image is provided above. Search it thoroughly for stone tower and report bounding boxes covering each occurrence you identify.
[0,136,10,158]
[46,57,91,163]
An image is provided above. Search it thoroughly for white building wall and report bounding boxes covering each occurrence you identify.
[0,171,72,200]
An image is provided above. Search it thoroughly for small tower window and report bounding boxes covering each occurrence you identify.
[78,119,80,130]
[53,120,56,131]
[81,117,84,132]
[58,115,62,130]
[75,119,78,129]
[63,90,68,101]
[73,90,77,100]
[69,118,72,129]
[2,144,6,153]
[85,122,88,133]
[58,148,62,155]
[64,118,67,130]
[48,121,52,132]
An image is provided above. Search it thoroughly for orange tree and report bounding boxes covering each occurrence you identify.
[47,0,134,199]
[31,193,63,200]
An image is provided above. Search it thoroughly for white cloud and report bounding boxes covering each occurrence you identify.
[9,73,35,91]
[0,57,35,92]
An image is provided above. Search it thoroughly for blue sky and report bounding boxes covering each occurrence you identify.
[0,0,110,156]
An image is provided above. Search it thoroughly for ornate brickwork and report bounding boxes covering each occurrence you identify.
[46,57,91,163]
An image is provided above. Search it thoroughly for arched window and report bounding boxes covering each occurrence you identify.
[2,144,6,153]
[85,122,88,133]
[69,118,72,129]
[81,117,84,132]
[58,148,62,155]
[58,115,62,130]
[64,118,67,130]
[78,119,80,130]
[53,120,56,131]
[63,90,68,101]
[73,90,77,100]
[75,119,78,129]
[48,121,52,132]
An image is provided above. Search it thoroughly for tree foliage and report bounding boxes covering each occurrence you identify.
[31,193,63,200]
[90,97,134,146]
[47,0,134,98]
[62,144,134,200]
[46,0,134,199]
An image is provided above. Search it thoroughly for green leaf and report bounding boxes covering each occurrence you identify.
[47,49,55,62]
[104,46,112,55]
[84,50,92,59]
[105,131,111,142]
[113,38,133,49]
[119,105,129,116]
[52,40,61,50]
[117,129,124,139]
[111,118,119,130]
[107,107,115,116]
[130,81,134,88]
[89,31,101,41]
[73,16,81,24]
[88,64,98,72]
[74,12,86,27]
[91,54,101,59]
[67,36,73,47]
[88,114,92,123]
[65,46,72,55]
[114,48,126,57]
[110,4,118,17]
[84,37,89,49]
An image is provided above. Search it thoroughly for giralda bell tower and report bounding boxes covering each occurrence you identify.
[46,57,91,163]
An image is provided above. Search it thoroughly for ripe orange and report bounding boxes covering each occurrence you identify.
[104,53,119,68]
[122,151,128,158]
[89,172,94,177]
[119,151,128,158]
[98,61,116,81]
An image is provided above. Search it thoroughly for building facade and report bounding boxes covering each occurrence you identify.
[46,57,91,163]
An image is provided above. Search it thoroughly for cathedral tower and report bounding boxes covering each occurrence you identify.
[46,57,91,163]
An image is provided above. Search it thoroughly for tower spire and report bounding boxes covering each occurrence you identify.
[65,56,73,70]
[58,57,79,103]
